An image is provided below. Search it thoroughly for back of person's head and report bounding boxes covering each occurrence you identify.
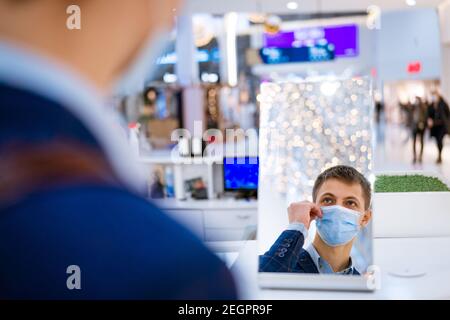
[312,165,372,210]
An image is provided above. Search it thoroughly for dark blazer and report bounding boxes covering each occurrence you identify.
[259,230,360,275]
[0,83,236,299]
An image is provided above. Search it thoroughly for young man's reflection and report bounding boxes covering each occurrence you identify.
[259,165,372,275]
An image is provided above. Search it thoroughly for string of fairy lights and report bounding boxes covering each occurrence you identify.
[259,78,374,202]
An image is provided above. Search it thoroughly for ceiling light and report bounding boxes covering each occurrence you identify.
[248,13,266,24]
[193,14,215,47]
[406,0,416,6]
[286,2,299,10]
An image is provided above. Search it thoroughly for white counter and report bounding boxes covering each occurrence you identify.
[151,199,258,242]
[152,198,258,210]
[229,238,450,299]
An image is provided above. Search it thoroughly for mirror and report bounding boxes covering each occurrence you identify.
[257,77,376,289]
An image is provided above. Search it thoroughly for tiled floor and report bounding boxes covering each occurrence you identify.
[374,120,450,181]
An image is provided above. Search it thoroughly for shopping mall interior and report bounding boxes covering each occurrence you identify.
[108,0,450,298]
[114,0,450,298]
[116,0,450,178]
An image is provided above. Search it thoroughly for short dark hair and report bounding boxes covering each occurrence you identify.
[312,165,372,210]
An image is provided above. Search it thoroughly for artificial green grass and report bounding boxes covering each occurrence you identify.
[375,175,450,193]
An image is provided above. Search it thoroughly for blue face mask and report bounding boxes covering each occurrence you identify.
[316,205,361,247]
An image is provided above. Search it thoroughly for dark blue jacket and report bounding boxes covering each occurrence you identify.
[259,230,360,275]
[0,83,236,299]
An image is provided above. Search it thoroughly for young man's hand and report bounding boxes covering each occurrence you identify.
[287,201,323,229]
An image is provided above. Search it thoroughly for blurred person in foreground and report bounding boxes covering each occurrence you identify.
[428,89,450,164]
[0,0,236,299]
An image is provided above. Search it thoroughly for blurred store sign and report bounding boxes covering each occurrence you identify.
[157,48,220,65]
[259,45,335,64]
[263,24,359,58]
[407,61,422,74]
[370,67,377,78]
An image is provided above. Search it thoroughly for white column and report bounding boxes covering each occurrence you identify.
[217,21,228,85]
[175,14,204,136]
[219,12,238,87]
[181,87,204,134]
[175,14,199,86]
[442,46,450,102]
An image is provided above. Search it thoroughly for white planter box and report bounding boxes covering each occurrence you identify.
[373,171,450,238]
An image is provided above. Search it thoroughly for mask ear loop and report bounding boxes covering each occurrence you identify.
[314,207,324,221]
[359,200,373,230]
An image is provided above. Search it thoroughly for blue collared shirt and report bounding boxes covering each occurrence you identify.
[0,40,145,193]
[287,222,354,274]
[305,243,354,275]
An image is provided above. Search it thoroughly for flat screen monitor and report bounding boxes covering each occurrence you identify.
[263,24,359,58]
[223,157,259,191]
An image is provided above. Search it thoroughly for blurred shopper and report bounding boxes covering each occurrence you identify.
[399,101,408,126]
[428,90,450,164]
[0,1,236,299]
[375,97,384,124]
[411,96,428,164]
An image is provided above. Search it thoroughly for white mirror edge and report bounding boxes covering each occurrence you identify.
[258,272,378,292]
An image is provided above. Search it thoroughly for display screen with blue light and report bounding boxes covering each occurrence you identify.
[156,48,220,65]
[259,45,335,64]
[223,157,259,191]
